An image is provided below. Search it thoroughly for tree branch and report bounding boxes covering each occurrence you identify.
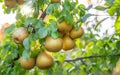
[56,54,120,62]
[11,54,20,68]
[40,10,46,19]
[39,4,50,19]
[91,14,117,16]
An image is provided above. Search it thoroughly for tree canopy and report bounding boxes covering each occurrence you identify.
[0,0,120,75]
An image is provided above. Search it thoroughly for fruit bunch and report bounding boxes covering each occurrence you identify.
[11,0,84,70]
[19,51,53,70]
[45,21,84,52]
[12,20,84,70]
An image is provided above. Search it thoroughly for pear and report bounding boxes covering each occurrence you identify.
[36,51,54,69]
[45,36,63,52]
[70,27,84,39]
[4,0,16,8]
[13,27,29,44]
[57,21,73,33]
[19,57,35,70]
[62,35,75,50]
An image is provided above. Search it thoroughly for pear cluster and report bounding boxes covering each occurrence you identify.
[13,27,54,69]
[19,51,54,70]
[12,0,84,70]
[12,20,84,69]
[45,21,84,52]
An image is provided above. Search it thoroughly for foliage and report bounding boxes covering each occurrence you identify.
[0,0,120,75]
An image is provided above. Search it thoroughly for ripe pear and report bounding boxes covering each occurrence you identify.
[51,0,60,3]
[57,21,73,33]
[17,0,24,5]
[13,27,29,44]
[45,36,63,52]
[62,35,75,50]
[70,27,84,39]
[4,0,16,8]
[19,57,35,70]
[36,51,54,69]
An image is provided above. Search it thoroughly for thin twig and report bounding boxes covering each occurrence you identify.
[55,54,120,62]
[80,59,88,66]
[91,14,117,16]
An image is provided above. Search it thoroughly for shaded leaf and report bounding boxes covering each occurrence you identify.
[4,24,15,34]
[23,37,30,50]
[95,6,107,11]
[46,4,54,14]
[94,17,109,30]
[82,13,92,22]
[105,0,114,6]
[116,41,120,49]
[25,18,38,27]
[22,49,31,59]
[86,4,93,10]
[51,32,60,39]
[115,16,120,34]
[35,19,44,29]
[65,14,74,24]
[58,55,66,63]
[107,7,116,16]
[38,27,48,39]
[49,20,58,32]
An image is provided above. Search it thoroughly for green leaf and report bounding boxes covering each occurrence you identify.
[29,33,39,40]
[94,17,109,30]
[49,20,58,32]
[95,6,107,11]
[31,49,40,58]
[64,63,74,70]
[78,5,86,17]
[115,16,120,34]
[4,24,15,34]
[96,40,104,47]
[51,32,60,39]
[63,0,71,11]
[5,54,13,63]
[38,27,48,39]
[23,38,30,50]
[116,41,120,49]
[107,7,117,16]
[65,14,74,24]
[78,4,85,9]
[25,18,38,27]
[0,0,4,2]
[82,14,92,22]
[57,54,66,63]
[22,49,31,59]
[105,0,114,6]
[46,4,54,14]
[68,67,75,72]
[86,5,93,10]
[57,16,64,23]
[46,4,60,15]
[6,67,11,75]
[35,19,44,29]
[70,2,76,10]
